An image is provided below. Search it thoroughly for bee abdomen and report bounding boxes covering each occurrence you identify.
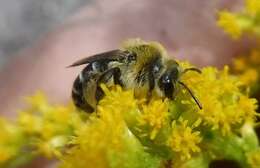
[72,74,94,112]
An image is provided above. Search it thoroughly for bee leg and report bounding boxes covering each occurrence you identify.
[135,70,155,99]
[147,56,162,98]
[98,67,123,86]
[96,67,123,101]
[145,72,155,99]
[148,73,155,92]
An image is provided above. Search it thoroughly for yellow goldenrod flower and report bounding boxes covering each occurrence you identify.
[0,118,25,164]
[167,118,202,160]
[17,92,86,160]
[60,115,127,168]
[217,11,242,39]
[232,49,260,88]
[233,57,248,72]
[182,66,257,135]
[0,119,15,163]
[246,0,260,16]
[60,85,162,168]
[138,99,169,140]
[99,84,138,114]
[33,136,68,158]
[18,112,43,134]
[238,95,258,122]
[238,68,258,86]
[217,0,258,39]
[25,91,51,112]
[246,149,260,168]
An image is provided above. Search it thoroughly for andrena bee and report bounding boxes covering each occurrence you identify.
[69,39,202,112]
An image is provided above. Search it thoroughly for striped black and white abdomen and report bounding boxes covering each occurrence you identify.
[71,61,111,112]
[71,64,97,112]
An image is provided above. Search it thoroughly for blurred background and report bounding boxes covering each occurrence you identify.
[0,0,89,68]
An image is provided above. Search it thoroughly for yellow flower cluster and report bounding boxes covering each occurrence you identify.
[60,104,130,168]
[0,92,87,168]
[60,85,161,168]
[246,0,260,16]
[19,92,84,158]
[247,149,260,168]
[181,65,258,135]
[217,11,243,39]
[0,119,23,164]
[138,99,169,140]
[232,50,260,90]
[167,118,201,160]
[217,0,260,39]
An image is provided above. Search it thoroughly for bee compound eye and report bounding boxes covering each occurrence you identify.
[163,76,171,83]
[159,74,174,99]
[159,74,171,84]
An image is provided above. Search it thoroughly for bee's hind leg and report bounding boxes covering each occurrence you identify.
[98,67,123,86]
[96,67,123,101]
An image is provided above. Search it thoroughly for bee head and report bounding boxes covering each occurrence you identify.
[159,64,202,109]
[158,65,181,99]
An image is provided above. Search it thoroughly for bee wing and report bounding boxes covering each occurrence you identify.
[68,49,126,67]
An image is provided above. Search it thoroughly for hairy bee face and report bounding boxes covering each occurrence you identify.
[69,40,202,113]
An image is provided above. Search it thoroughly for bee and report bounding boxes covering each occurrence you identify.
[69,39,202,112]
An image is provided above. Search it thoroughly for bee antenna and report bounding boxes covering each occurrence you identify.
[178,81,202,109]
[183,67,201,74]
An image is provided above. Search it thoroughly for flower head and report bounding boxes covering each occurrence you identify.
[246,0,260,16]
[17,93,85,159]
[217,11,242,39]
[181,65,257,135]
[60,85,161,168]
[0,119,23,163]
[138,99,169,140]
[217,0,260,39]
[246,149,260,168]
[167,118,202,160]
[60,113,128,168]
[232,50,260,91]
